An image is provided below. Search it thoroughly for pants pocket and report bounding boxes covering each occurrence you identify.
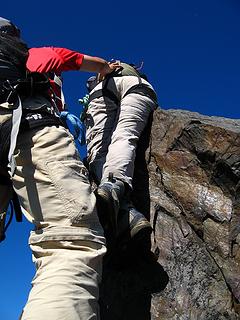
[45,159,98,226]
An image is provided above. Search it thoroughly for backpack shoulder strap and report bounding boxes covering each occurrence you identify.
[53,73,66,108]
[0,170,22,243]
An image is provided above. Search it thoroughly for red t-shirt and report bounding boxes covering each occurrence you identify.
[27,47,84,73]
[27,47,84,110]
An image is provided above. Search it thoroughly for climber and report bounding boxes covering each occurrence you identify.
[84,61,158,243]
[0,16,119,320]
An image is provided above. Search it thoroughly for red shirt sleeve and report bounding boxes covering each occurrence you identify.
[27,47,84,74]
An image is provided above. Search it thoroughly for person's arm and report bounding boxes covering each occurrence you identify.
[27,47,120,77]
[80,55,120,78]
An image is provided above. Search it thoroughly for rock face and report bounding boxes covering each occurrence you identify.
[100,108,240,320]
[149,109,240,320]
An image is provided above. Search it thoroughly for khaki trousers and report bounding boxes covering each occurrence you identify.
[0,102,106,320]
[86,76,157,187]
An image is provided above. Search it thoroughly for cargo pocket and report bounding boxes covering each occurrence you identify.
[45,158,98,226]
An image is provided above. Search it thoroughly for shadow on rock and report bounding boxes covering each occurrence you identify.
[99,237,169,320]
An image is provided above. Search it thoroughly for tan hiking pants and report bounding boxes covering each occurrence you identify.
[0,100,106,320]
[86,76,157,187]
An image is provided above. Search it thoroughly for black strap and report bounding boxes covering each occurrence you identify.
[0,186,22,243]
[0,72,51,104]
[0,201,14,243]
[20,111,62,132]
[0,174,11,185]
[89,87,119,105]
[12,190,22,222]
[89,82,157,106]
[123,84,158,105]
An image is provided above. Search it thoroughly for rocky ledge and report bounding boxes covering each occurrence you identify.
[149,109,240,320]
[100,108,240,320]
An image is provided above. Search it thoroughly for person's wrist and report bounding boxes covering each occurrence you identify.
[101,62,110,75]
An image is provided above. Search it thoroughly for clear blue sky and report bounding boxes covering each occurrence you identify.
[0,0,240,319]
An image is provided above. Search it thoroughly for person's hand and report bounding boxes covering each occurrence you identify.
[98,61,121,81]
[108,61,121,71]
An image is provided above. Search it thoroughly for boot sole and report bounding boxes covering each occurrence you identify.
[130,221,152,239]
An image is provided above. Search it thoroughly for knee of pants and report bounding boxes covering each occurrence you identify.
[29,227,107,276]
[29,224,106,250]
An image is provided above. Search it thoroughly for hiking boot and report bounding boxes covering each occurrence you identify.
[96,173,125,239]
[128,207,152,239]
[117,202,152,244]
